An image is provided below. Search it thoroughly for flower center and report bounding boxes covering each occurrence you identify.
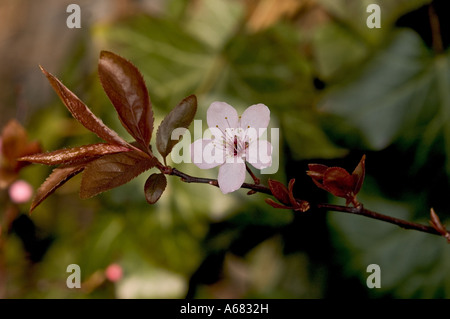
[212,116,255,161]
[228,132,250,159]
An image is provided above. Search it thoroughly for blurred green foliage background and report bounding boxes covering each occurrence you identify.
[1,0,450,298]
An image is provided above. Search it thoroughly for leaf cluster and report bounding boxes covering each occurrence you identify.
[19,51,197,212]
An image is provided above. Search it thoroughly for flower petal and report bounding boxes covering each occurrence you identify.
[207,102,239,132]
[246,140,272,169]
[240,104,270,136]
[218,162,246,194]
[190,139,224,169]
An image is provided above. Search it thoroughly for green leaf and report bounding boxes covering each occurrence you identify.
[144,173,167,204]
[92,16,212,107]
[281,111,347,160]
[98,51,154,152]
[317,0,431,43]
[156,95,197,160]
[313,23,369,81]
[319,30,438,150]
[184,0,244,50]
[80,150,156,199]
[328,189,450,298]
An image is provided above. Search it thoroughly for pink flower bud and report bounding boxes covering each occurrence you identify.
[105,263,123,282]
[9,180,33,204]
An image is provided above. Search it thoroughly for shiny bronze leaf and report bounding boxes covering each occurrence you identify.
[306,163,329,191]
[287,179,297,206]
[19,143,131,165]
[266,179,309,212]
[323,167,354,198]
[156,95,197,161]
[30,164,85,213]
[80,150,156,199]
[351,154,366,195]
[268,179,290,205]
[98,51,153,153]
[40,66,130,148]
[144,173,167,204]
[264,198,292,210]
[307,157,366,206]
[429,208,450,242]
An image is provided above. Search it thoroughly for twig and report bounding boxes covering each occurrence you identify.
[428,3,444,54]
[317,203,442,236]
[245,163,260,185]
[167,167,449,238]
[169,167,271,194]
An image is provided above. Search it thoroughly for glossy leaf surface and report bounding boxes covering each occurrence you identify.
[40,66,130,148]
[156,95,197,160]
[98,51,153,152]
[144,173,167,204]
[19,143,131,166]
[268,179,290,206]
[80,150,156,199]
[30,164,85,213]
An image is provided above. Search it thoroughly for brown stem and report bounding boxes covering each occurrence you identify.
[317,204,442,236]
[167,167,449,239]
[246,163,260,185]
[428,3,444,54]
[169,168,271,194]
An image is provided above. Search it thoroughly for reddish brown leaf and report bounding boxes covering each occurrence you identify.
[144,173,167,204]
[306,164,328,179]
[98,51,153,152]
[40,66,130,148]
[266,179,310,212]
[30,164,85,213]
[286,179,310,212]
[80,150,156,199]
[1,119,42,172]
[430,208,448,235]
[352,155,366,194]
[19,143,131,165]
[306,163,328,191]
[323,167,354,198]
[156,95,197,160]
[307,157,367,206]
[264,198,292,210]
[287,179,297,206]
[268,179,290,205]
[1,119,28,165]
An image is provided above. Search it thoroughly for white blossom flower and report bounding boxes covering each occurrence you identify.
[191,102,272,194]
